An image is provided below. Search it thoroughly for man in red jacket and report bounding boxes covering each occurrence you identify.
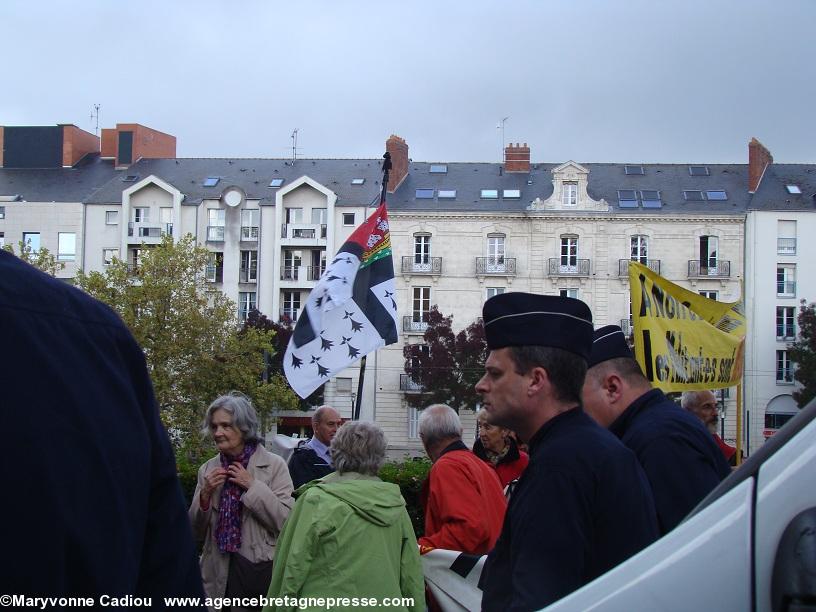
[418,404,506,555]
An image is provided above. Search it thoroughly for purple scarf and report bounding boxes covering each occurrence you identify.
[215,442,256,553]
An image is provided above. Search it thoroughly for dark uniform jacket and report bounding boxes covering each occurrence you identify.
[0,251,204,600]
[288,443,334,489]
[610,388,732,534]
[481,408,658,611]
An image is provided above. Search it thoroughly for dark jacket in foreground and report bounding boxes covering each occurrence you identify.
[287,443,334,489]
[481,408,658,611]
[610,388,732,534]
[0,251,204,601]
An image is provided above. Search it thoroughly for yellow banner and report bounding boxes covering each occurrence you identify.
[628,261,745,392]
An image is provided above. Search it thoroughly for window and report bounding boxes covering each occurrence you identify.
[414,235,431,266]
[699,235,718,271]
[429,165,447,174]
[684,190,705,201]
[238,292,256,322]
[487,234,505,265]
[282,250,302,280]
[776,350,793,384]
[203,177,220,187]
[559,288,578,299]
[624,165,644,175]
[640,190,662,208]
[282,291,301,321]
[57,233,76,261]
[480,189,498,199]
[408,407,420,439]
[765,412,794,430]
[269,178,285,188]
[207,209,225,241]
[240,250,258,282]
[777,220,796,255]
[786,185,802,194]
[342,213,355,226]
[560,235,578,269]
[562,182,578,207]
[412,287,431,323]
[776,307,796,339]
[630,235,648,263]
[0,232,4,248]
[486,287,505,300]
[122,174,139,183]
[415,189,434,199]
[103,248,118,266]
[133,207,150,223]
[310,208,327,225]
[285,208,303,224]
[438,189,457,199]
[689,166,710,176]
[336,378,352,393]
[503,189,521,199]
[22,232,40,253]
[105,210,118,225]
[699,290,718,300]
[777,265,796,297]
[205,252,224,282]
[0,206,5,219]
[706,190,728,201]
[617,190,638,208]
[351,178,365,185]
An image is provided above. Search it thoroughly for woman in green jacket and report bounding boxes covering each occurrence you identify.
[264,421,424,612]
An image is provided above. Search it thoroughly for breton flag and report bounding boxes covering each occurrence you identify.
[283,201,399,398]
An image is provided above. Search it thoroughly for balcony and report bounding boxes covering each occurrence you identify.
[128,222,172,241]
[548,258,590,277]
[280,266,325,282]
[241,226,259,241]
[401,256,442,275]
[239,267,258,283]
[403,315,429,334]
[205,265,224,283]
[476,257,517,276]
[620,318,633,337]
[777,238,796,255]
[281,223,327,241]
[280,309,299,323]
[688,260,730,278]
[400,373,425,393]
[619,259,661,276]
[207,226,225,242]
[777,281,796,297]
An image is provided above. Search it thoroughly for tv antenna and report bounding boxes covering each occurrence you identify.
[291,128,299,162]
[497,116,509,163]
[90,104,101,136]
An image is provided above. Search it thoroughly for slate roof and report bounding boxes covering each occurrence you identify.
[748,164,816,211]
[0,154,122,203]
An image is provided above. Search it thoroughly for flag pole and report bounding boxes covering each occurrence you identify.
[353,151,392,421]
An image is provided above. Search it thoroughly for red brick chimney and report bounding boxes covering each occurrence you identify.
[505,142,530,173]
[748,137,773,193]
[386,135,409,193]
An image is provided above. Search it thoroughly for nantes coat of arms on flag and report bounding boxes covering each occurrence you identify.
[284,202,398,398]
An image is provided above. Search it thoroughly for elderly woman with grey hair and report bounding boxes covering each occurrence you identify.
[189,392,294,609]
[264,421,424,612]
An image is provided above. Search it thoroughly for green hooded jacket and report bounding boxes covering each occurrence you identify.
[264,472,425,612]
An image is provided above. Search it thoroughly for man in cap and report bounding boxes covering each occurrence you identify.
[582,325,731,535]
[682,390,737,465]
[476,294,658,611]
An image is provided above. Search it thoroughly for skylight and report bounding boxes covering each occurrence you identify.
[640,190,662,208]
[203,177,220,187]
[429,165,448,174]
[480,189,498,199]
[122,175,139,182]
[438,190,457,199]
[415,189,435,199]
[617,190,638,208]
[689,166,710,176]
[706,190,728,201]
[269,178,285,188]
[786,185,802,194]
[503,189,521,199]
[684,190,705,201]
[624,165,644,175]
[351,178,366,185]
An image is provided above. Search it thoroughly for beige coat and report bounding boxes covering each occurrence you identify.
[189,445,294,600]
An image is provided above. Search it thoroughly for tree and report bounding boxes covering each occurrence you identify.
[75,234,298,457]
[789,300,816,408]
[2,239,65,276]
[402,306,488,412]
[242,309,325,410]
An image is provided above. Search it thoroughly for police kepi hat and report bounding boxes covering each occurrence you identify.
[482,292,593,360]
[587,325,634,368]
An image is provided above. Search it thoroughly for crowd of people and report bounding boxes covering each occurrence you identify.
[6,245,737,612]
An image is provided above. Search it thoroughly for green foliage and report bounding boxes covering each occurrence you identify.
[2,239,65,276]
[75,234,299,456]
[379,458,432,537]
[789,300,816,408]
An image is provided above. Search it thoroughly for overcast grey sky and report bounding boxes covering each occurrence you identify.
[3,0,815,163]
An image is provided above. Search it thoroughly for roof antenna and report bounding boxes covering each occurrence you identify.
[497,116,509,164]
[90,104,101,136]
[291,128,299,163]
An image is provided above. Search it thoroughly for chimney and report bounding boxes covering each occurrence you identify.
[748,137,773,193]
[505,142,530,173]
[386,134,409,193]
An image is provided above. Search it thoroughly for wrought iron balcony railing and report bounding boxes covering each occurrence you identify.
[547,258,590,277]
[688,260,730,278]
[619,259,661,276]
[401,256,442,275]
[476,257,517,276]
[403,315,429,334]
